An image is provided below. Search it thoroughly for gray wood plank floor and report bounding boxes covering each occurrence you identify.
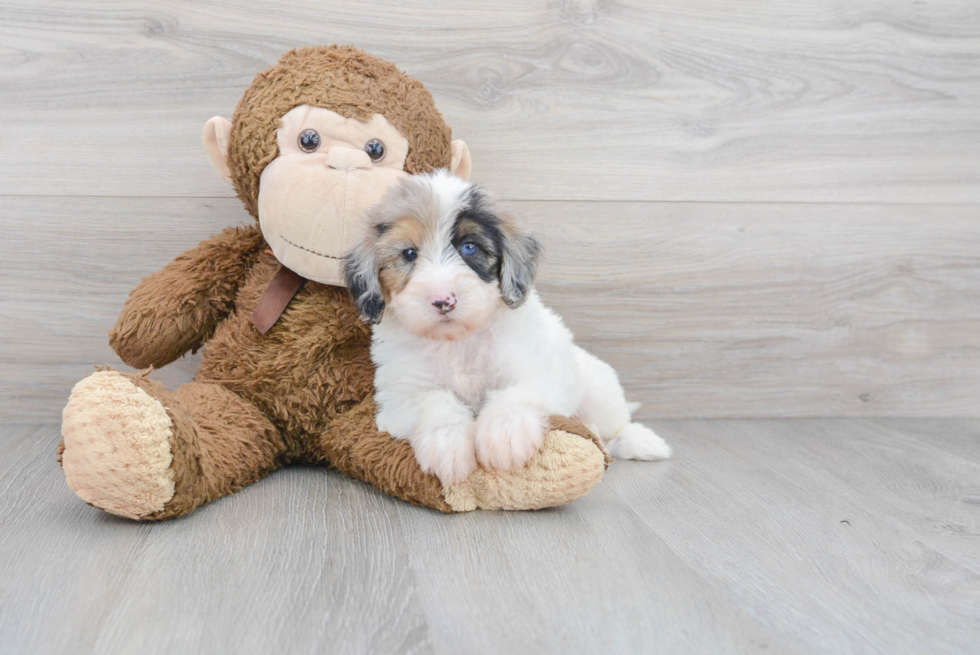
[2,420,978,655]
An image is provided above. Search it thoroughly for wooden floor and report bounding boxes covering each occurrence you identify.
[2,419,978,654]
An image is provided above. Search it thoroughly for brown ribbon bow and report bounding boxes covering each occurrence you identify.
[250,265,307,334]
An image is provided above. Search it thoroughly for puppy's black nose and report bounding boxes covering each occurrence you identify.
[432,295,456,314]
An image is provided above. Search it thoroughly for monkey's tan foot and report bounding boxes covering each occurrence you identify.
[443,417,611,512]
[61,371,176,520]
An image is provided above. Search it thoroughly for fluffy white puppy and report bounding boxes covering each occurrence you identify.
[345,170,672,485]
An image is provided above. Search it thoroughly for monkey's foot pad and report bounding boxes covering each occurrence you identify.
[443,427,607,511]
[61,371,176,519]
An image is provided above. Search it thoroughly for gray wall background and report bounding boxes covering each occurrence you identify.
[1,0,978,420]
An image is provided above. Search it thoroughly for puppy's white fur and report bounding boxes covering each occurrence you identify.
[348,171,671,485]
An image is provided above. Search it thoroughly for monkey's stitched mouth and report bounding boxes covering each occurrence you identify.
[279,235,342,260]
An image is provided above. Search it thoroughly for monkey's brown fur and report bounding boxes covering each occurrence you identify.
[228,45,453,218]
[60,46,606,519]
[107,234,457,515]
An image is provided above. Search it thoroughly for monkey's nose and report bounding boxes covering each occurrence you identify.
[432,294,457,314]
[323,147,371,170]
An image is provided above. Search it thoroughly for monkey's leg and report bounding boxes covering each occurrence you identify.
[310,398,610,512]
[60,370,287,520]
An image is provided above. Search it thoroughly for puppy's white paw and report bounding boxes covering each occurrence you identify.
[607,423,673,461]
[411,414,477,485]
[474,403,548,471]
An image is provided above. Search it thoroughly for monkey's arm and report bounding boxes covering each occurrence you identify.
[109,224,265,369]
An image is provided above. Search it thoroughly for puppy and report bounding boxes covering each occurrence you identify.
[345,170,672,485]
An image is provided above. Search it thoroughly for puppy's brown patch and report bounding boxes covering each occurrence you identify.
[378,262,411,299]
[385,215,429,250]
[374,214,431,299]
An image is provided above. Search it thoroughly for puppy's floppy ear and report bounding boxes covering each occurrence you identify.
[498,212,542,309]
[344,239,386,324]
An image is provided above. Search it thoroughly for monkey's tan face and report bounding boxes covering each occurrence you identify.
[257,106,411,285]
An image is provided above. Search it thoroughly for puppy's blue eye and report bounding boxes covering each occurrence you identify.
[402,248,417,262]
[461,242,477,256]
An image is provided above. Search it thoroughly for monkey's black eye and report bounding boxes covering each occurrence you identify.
[298,129,320,152]
[364,139,386,162]
[402,248,417,262]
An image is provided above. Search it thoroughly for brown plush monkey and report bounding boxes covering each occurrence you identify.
[58,46,609,520]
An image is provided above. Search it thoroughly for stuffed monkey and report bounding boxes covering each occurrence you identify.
[58,46,609,520]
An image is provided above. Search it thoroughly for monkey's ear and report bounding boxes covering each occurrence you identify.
[450,140,472,181]
[202,116,234,185]
[499,219,542,309]
[344,244,386,324]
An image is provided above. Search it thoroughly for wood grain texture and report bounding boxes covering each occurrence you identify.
[2,420,978,654]
[612,419,980,654]
[871,417,980,464]
[1,1,978,418]
[2,195,978,420]
[533,200,980,418]
[0,0,978,202]
[0,425,435,655]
